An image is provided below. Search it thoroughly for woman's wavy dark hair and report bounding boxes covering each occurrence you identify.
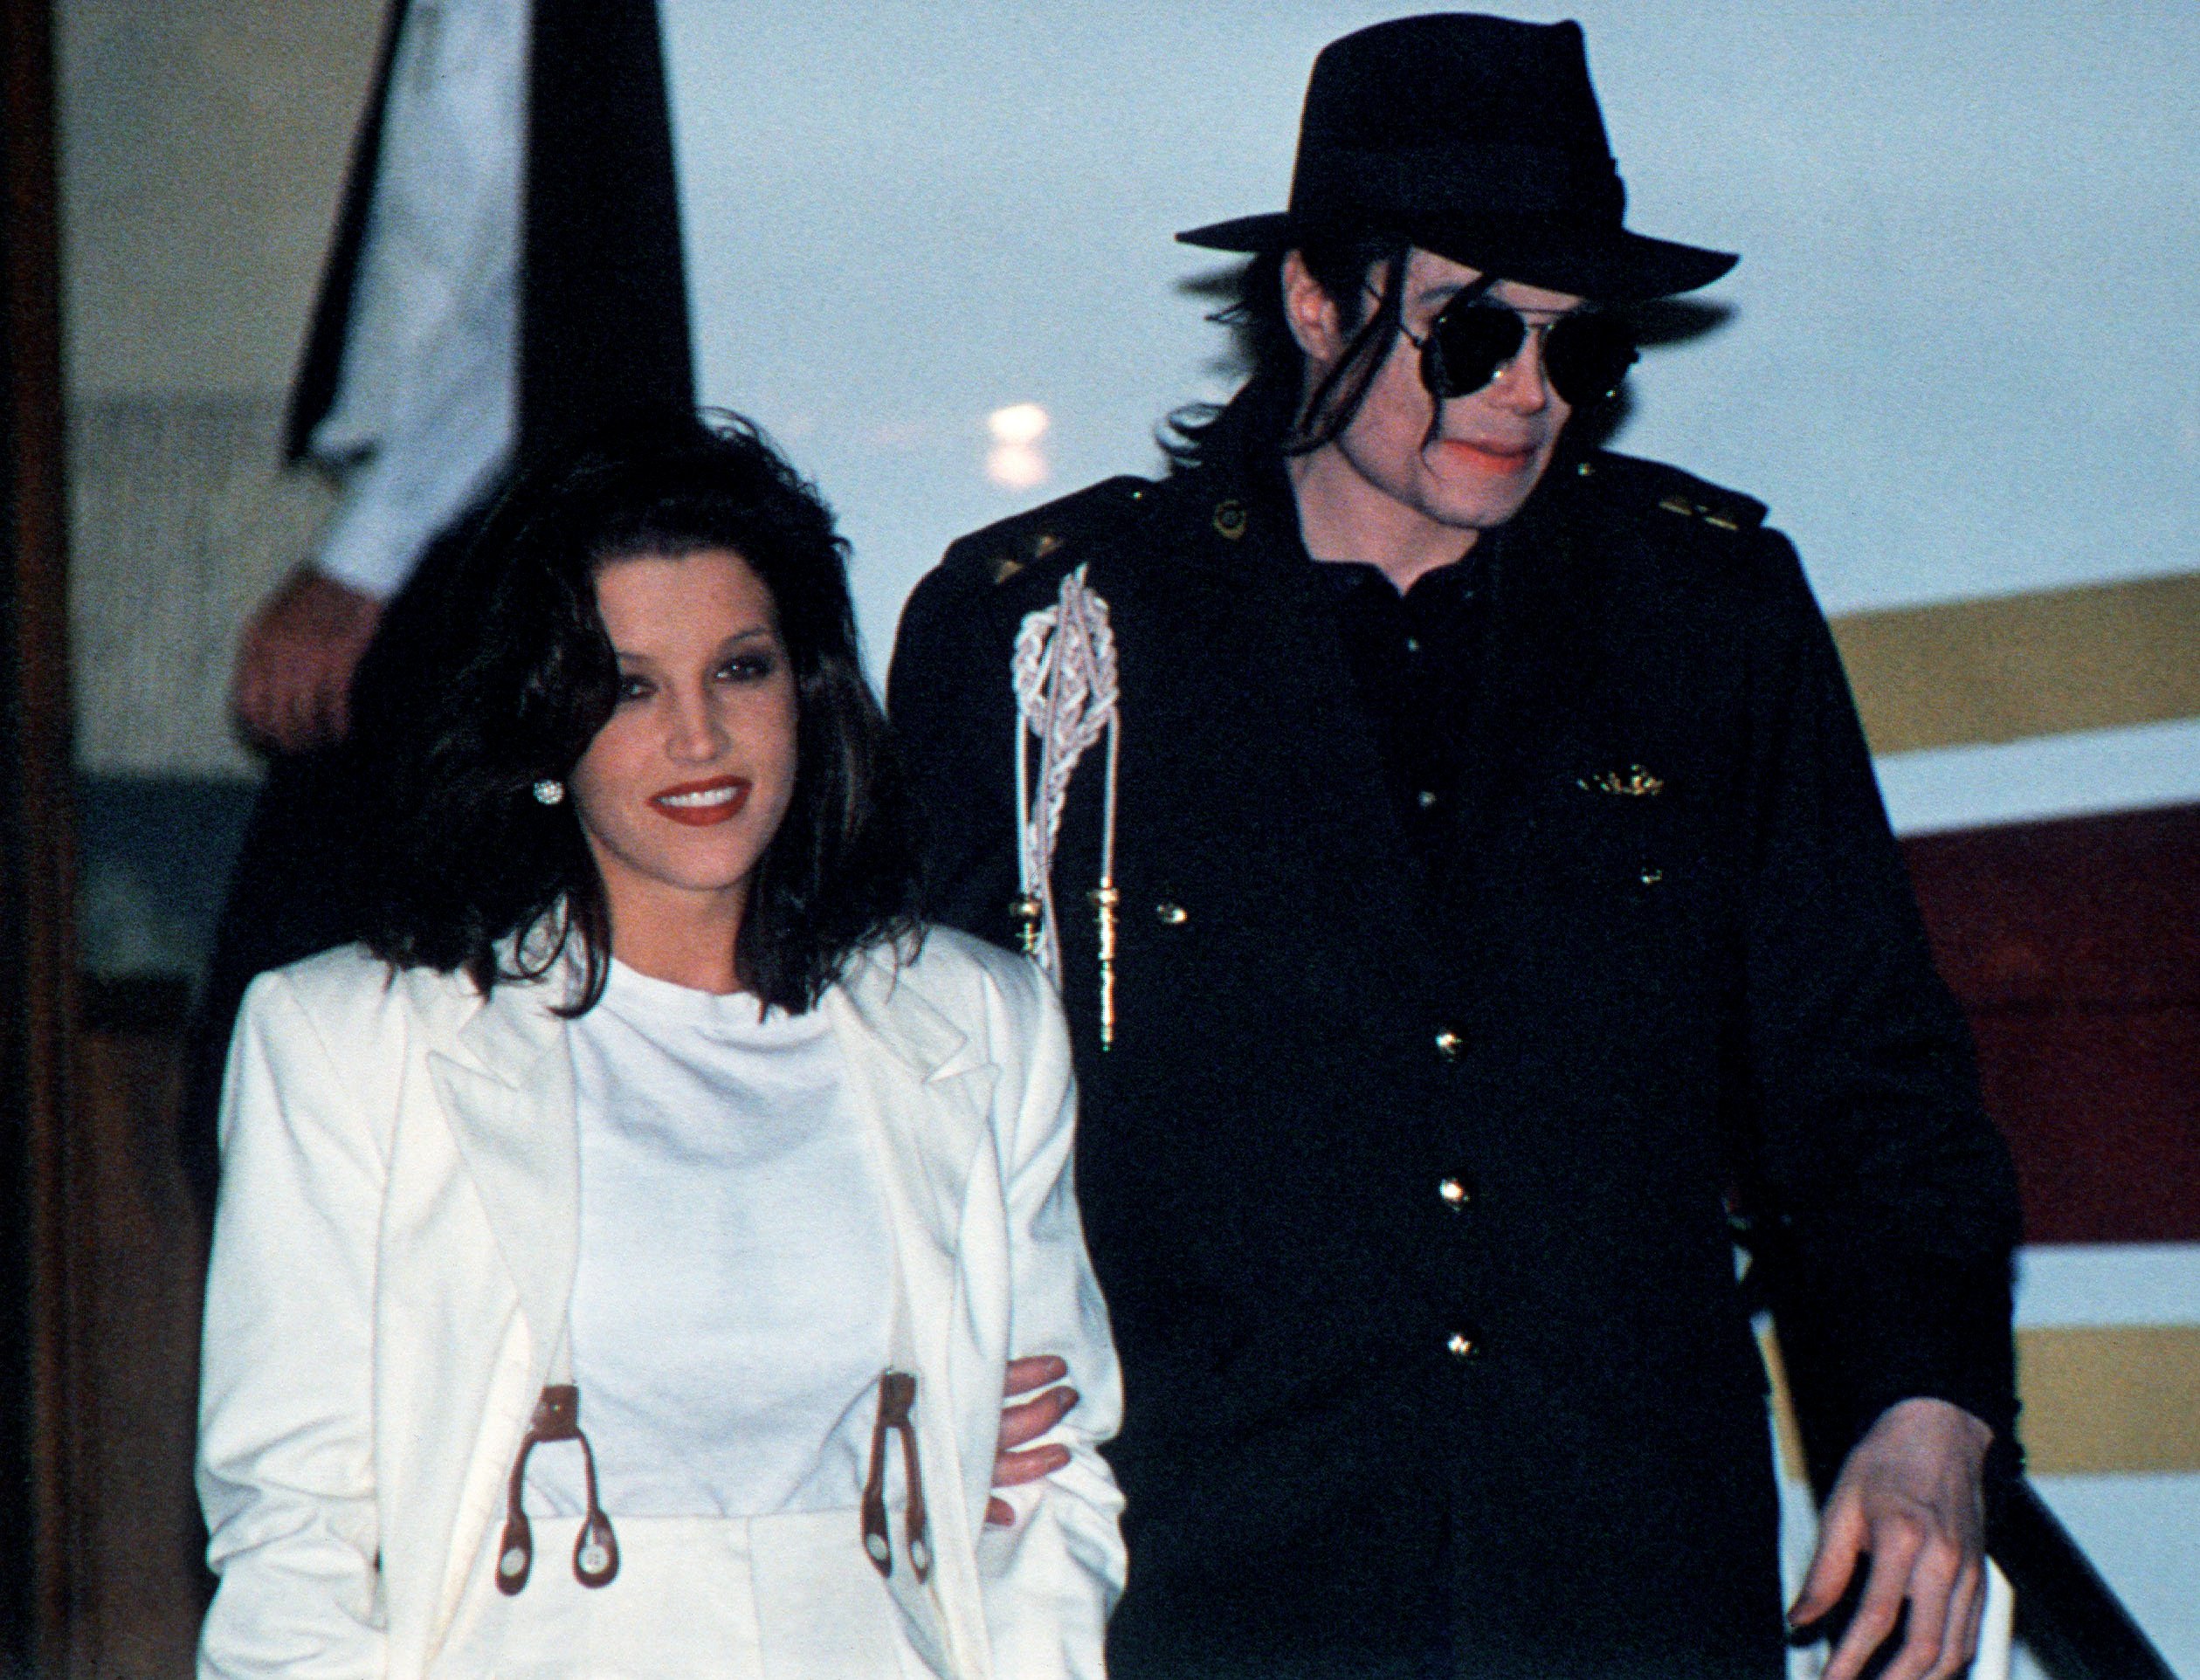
[361,410,921,1015]
[1163,227,1412,473]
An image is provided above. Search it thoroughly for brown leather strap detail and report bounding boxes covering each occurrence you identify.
[860,1374,897,1576]
[530,1384,583,1441]
[860,1371,930,1582]
[570,1413,619,1588]
[496,1384,620,1594]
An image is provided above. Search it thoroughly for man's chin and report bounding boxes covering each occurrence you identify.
[1417,477,1544,536]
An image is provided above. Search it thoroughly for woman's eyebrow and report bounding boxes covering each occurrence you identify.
[613,624,776,660]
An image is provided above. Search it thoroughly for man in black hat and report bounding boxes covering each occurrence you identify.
[890,15,2018,1680]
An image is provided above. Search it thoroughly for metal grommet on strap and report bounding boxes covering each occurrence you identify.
[569,1420,620,1588]
[495,1516,534,1596]
[860,1370,931,1582]
[574,1507,619,1587]
[497,1384,620,1595]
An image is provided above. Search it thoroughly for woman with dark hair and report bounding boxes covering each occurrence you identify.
[196,415,1124,1680]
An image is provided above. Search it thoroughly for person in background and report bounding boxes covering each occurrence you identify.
[198,415,1124,1679]
[189,0,690,1209]
[889,16,2020,1680]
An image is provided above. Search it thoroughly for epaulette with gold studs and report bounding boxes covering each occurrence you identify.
[949,475,1155,590]
[1576,451,1769,536]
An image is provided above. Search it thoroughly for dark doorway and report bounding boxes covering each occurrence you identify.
[2,0,81,1670]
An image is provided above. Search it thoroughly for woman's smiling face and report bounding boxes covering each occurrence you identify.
[568,547,799,945]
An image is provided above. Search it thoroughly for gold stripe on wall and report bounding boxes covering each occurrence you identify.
[1762,1324,2200,1478]
[1829,573,2200,756]
[2017,1325,2200,1476]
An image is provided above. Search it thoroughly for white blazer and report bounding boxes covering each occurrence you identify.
[197,926,1125,1680]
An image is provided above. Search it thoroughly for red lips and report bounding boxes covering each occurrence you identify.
[647,775,752,826]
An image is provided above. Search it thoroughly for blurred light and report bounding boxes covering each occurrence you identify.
[987,403,1050,445]
[986,442,1049,489]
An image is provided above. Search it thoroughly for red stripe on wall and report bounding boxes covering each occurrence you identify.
[1902,803,2200,1244]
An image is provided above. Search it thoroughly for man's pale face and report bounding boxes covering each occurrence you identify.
[1293,247,1583,548]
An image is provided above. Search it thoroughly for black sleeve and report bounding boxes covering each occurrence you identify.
[1734,532,2022,1483]
[886,558,1024,952]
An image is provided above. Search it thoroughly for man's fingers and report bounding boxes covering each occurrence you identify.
[1927,1562,1985,1680]
[997,1384,1078,1452]
[989,1358,1075,1518]
[1875,1540,1958,1680]
[230,570,381,754]
[320,659,353,743]
[993,1442,1071,1488]
[281,668,324,754]
[1003,1354,1069,1399]
[232,630,281,744]
[1820,1533,1923,1680]
[1789,1492,1866,1628]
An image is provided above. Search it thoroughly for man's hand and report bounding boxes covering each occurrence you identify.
[987,1354,1077,1526]
[1790,1397,1994,1680]
[231,568,383,754]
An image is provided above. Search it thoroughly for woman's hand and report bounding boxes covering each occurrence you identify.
[987,1354,1078,1525]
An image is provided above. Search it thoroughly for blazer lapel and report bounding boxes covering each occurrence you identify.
[424,962,580,1376]
[827,947,993,1334]
[825,947,998,1672]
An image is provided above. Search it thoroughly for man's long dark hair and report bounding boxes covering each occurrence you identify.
[361,410,921,1015]
[1164,227,1412,473]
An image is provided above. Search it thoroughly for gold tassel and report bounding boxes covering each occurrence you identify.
[1089,882,1120,1050]
[1009,893,1045,957]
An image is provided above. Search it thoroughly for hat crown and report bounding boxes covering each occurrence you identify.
[1300,16,1612,169]
[1287,15,1624,238]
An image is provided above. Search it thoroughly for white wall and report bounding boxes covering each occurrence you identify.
[659,0,2200,672]
[57,0,376,779]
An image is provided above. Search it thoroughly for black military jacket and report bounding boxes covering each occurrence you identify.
[888,447,2019,1680]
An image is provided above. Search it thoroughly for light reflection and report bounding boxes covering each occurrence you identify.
[988,403,1049,445]
[987,443,1048,488]
[986,403,1051,487]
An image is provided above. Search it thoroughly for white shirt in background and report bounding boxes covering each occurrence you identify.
[308,0,526,601]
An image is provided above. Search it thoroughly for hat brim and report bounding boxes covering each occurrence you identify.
[1176,211,1735,304]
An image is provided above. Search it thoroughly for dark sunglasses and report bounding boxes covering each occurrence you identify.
[1406,297,1638,408]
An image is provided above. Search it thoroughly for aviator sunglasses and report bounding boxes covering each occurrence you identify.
[1403,288,1639,408]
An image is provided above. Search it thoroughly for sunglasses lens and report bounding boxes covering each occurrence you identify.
[1543,315,1638,406]
[1424,305,1526,399]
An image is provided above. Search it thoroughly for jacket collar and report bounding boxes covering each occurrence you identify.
[420,935,584,1375]
[824,936,996,1317]
[831,938,990,1084]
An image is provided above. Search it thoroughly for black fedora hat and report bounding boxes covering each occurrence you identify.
[1178,13,1735,303]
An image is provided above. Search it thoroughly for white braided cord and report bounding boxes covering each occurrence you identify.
[1011,564,1119,979]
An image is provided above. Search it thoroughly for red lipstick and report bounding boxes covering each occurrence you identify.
[648,775,751,826]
